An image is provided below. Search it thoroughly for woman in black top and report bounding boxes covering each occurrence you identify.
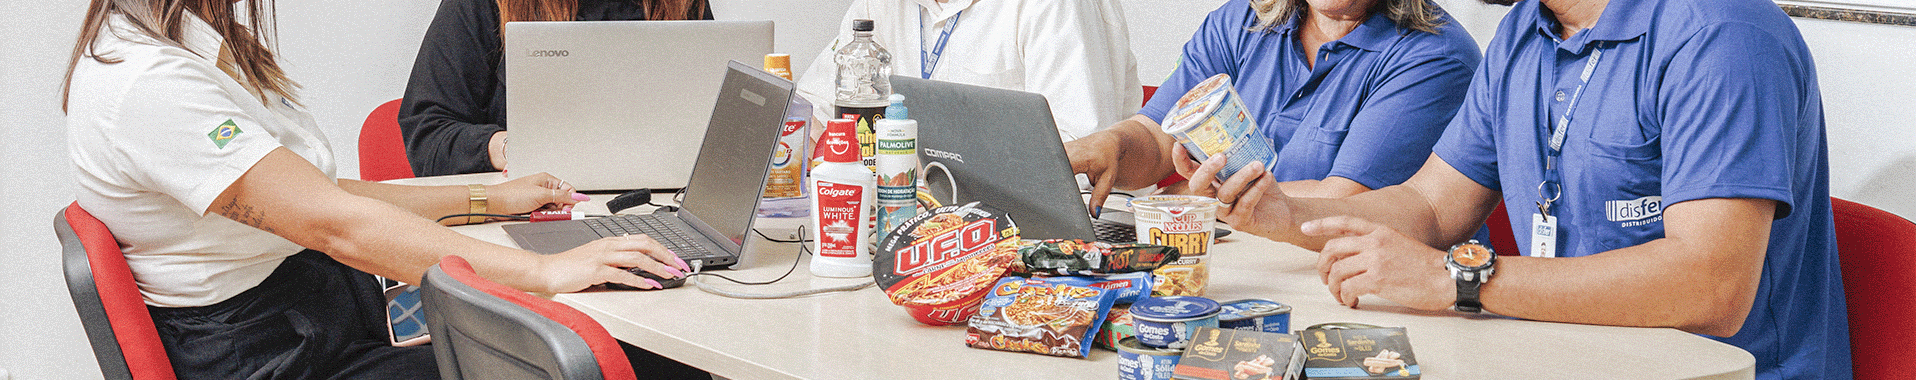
[399,0,712,176]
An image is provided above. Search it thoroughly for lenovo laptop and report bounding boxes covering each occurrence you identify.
[503,61,791,269]
[504,20,774,191]
[894,76,1210,243]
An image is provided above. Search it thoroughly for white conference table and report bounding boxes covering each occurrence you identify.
[404,173,1754,380]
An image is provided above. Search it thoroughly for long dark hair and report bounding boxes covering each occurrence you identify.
[495,0,711,32]
[63,0,296,110]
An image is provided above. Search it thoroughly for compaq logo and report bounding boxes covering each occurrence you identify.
[924,147,964,163]
[527,49,569,57]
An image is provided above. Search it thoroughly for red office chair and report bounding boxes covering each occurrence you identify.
[1485,201,1519,256]
[56,203,178,380]
[360,98,414,181]
[420,255,636,380]
[1831,197,1915,380]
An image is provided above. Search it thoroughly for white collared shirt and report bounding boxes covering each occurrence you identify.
[67,13,335,307]
[798,0,1141,142]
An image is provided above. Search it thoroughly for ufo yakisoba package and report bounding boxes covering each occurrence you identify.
[965,276,1118,358]
[1014,239,1183,276]
[873,202,1023,326]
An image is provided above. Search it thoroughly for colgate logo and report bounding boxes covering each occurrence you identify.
[826,137,853,156]
[820,187,858,198]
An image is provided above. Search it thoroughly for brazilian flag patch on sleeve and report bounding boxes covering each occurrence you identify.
[207,119,242,149]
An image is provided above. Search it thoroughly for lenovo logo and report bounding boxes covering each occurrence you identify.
[527,49,570,57]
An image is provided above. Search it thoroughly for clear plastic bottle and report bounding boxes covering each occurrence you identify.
[833,19,892,173]
[758,53,811,217]
[810,119,876,278]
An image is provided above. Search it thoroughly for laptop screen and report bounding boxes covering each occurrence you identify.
[679,61,795,247]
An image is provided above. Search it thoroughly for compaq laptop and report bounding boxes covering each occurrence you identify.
[504,20,774,191]
[894,76,1205,243]
[503,61,791,269]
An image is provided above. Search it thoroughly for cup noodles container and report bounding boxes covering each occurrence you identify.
[1118,336,1184,380]
[1162,73,1276,182]
[872,202,1023,325]
[1129,296,1221,349]
[1131,195,1218,296]
[1217,299,1292,334]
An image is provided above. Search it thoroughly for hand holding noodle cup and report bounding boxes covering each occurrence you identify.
[1163,73,1277,182]
[873,202,1023,325]
[1131,195,1219,296]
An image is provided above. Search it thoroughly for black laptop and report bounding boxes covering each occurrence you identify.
[503,61,791,269]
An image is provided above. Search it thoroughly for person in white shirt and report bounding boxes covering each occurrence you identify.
[796,0,1141,143]
[62,0,686,377]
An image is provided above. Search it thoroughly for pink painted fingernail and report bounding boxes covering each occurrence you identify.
[572,192,590,201]
[642,278,663,289]
[673,257,690,271]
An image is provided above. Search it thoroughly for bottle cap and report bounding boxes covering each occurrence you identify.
[852,19,875,32]
[821,119,860,163]
[763,54,791,70]
[884,94,909,120]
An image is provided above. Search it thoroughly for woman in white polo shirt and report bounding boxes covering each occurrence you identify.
[62,0,688,377]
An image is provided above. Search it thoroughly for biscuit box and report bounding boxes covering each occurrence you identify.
[1297,327,1420,379]
[1170,327,1305,380]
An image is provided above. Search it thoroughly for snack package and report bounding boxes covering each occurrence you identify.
[965,276,1117,358]
[1171,327,1306,380]
[1096,304,1136,350]
[1092,272,1154,305]
[1015,239,1183,276]
[873,202,1023,325]
[1299,326,1420,379]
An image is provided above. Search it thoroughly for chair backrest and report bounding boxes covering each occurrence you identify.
[1485,201,1519,256]
[1831,197,1915,380]
[359,98,415,181]
[419,255,635,380]
[56,203,178,380]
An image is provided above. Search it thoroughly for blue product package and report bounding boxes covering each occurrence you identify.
[966,276,1117,358]
[1218,299,1291,334]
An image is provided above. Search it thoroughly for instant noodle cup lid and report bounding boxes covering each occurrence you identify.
[1128,195,1220,216]
[1218,299,1290,322]
[1130,296,1221,322]
[873,202,1022,325]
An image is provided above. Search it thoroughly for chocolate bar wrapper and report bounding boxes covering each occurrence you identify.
[1298,327,1419,379]
[1171,327,1305,380]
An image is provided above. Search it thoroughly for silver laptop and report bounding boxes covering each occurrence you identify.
[503,61,791,269]
[504,20,774,191]
[894,76,1165,242]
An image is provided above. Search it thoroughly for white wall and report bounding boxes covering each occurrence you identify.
[0,1,1910,378]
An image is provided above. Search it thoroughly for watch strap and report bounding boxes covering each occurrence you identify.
[1454,278,1483,313]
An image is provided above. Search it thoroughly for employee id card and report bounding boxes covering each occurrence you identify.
[1530,213,1557,258]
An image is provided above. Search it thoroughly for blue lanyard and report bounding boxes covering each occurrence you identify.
[1536,43,1606,217]
[919,9,962,79]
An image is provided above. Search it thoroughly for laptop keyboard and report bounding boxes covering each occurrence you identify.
[583,214,713,258]
[1092,219,1137,243]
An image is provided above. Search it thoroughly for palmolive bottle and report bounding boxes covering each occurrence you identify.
[809,119,876,278]
[834,19,891,173]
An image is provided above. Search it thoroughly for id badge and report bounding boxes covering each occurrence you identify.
[1530,213,1558,258]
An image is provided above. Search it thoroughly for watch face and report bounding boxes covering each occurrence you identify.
[1451,244,1492,267]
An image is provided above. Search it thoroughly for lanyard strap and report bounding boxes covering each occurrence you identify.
[1536,43,1606,216]
[919,9,963,79]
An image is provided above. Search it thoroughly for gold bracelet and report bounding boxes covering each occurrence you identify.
[467,184,488,224]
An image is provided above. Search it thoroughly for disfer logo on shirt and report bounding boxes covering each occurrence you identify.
[207,119,243,149]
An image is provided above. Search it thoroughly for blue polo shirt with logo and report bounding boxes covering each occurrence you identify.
[1142,0,1480,189]
[1431,0,1848,378]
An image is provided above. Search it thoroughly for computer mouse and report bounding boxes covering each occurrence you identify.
[605,267,686,290]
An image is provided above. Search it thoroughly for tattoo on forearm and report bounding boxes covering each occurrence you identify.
[217,197,277,233]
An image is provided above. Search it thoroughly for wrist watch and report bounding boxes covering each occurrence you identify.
[1445,239,1496,313]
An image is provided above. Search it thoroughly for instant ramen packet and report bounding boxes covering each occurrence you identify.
[1015,239,1183,276]
[874,202,1023,325]
[965,276,1118,358]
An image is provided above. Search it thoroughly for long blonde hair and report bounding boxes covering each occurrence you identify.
[63,0,297,110]
[1249,0,1447,34]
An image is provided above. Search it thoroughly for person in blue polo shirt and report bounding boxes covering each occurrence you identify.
[1067,0,1481,211]
[1179,0,1848,378]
